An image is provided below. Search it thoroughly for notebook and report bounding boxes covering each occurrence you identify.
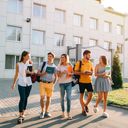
[46,66,55,74]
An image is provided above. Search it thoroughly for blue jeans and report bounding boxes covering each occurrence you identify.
[59,82,72,113]
[18,85,32,112]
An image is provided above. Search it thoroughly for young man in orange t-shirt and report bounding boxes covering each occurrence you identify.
[74,50,93,116]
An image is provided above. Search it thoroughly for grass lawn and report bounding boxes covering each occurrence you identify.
[93,83,128,107]
[107,83,128,106]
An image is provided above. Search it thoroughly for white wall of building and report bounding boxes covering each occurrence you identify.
[0,0,128,78]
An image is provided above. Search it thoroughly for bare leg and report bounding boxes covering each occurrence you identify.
[40,96,45,112]
[95,92,103,107]
[46,96,51,112]
[103,92,108,112]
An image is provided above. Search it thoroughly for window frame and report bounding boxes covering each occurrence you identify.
[5,54,20,69]
[32,29,45,45]
[73,13,83,27]
[33,3,46,18]
[7,0,23,14]
[104,21,112,33]
[54,33,65,46]
[55,8,65,24]
[90,17,98,30]
[6,25,22,42]
[89,39,98,46]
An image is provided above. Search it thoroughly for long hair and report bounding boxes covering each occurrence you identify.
[20,51,29,62]
[59,54,70,66]
[101,56,107,66]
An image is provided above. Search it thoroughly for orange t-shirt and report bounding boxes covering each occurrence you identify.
[74,59,93,83]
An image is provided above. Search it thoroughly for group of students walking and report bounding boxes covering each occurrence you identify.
[11,50,112,124]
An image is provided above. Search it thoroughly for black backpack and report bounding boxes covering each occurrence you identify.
[36,61,46,82]
[72,60,82,87]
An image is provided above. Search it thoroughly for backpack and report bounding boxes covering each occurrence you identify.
[72,60,82,87]
[36,61,46,82]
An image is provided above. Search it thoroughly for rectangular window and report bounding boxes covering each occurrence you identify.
[31,56,43,69]
[54,33,65,46]
[73,14,82,26]
[32,30,45,45]
[104,41,110,50]
[33,3,46,18]
[90,18,98,30]
[89,39,97,46]
[55,9,65,24]
[73,36,82,44]
[116,25,123,35]
[7,0,23,14]
[5,55,19,69]
[7,25,22,42]
[104,21,111,32]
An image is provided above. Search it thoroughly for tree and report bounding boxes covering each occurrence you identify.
[112,51,123,89]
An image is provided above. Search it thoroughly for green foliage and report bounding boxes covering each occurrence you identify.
[112,51,123,89]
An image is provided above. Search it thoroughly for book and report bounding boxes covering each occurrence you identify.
[46,66,55,74]
[105,65,111,74]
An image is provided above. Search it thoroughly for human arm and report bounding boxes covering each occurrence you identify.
[11,63,19,90]
[95,65,106,77]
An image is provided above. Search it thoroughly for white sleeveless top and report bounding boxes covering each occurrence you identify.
[18,62,32,86]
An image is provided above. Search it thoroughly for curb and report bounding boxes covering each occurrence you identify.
[108,103,128,110]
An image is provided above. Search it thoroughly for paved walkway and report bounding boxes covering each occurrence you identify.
[0,106,128,128]
[0,79,128,128]
[0,79,80,117]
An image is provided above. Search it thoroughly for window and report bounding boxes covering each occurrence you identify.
[32,30,45,45]
[55,9,65,24]
[73,14,82,26]
[104,41,110,50]
[73,36,82,44]
[7,0,23,14]
[89,39,97,46]
[5,55,19,69]
[117,44,123,53]
[90,18,98,30]
[116,25,123,35]
[33,3,46,18]
[104,21,111,32]
[54,33,65,46]
[7,25,22,41]
[31,56,43,69]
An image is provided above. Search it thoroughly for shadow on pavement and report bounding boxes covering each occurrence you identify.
[0,118,18,128]
[78,116,105,128]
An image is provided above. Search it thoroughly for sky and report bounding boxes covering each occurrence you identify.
[102,0,128,13]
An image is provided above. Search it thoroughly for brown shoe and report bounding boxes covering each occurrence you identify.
[82,111,87,116]
[85,105,89,113]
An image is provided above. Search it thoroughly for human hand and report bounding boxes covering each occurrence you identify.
[11,85,15,91]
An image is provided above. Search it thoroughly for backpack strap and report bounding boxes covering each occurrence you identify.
[79,60,82,72]
[40,61,46,73]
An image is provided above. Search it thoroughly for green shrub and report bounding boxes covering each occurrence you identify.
[112,51,123,89]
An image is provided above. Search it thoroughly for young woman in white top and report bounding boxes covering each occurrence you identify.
[11,51,33,123]
[57,54,73,119]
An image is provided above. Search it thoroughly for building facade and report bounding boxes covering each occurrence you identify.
[0,0,128,78]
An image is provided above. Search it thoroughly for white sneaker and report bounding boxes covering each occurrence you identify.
[93,107,99,113]
[102,112,109,118]
[40,112,45,119]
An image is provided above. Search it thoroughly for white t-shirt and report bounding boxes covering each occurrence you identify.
[57,65,72,84]
[39,61,57,82]
[18,62,32,86]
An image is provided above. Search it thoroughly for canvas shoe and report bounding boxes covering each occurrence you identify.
[102,112,109,118]
[93,106,99,113]
[40,112,45,119]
